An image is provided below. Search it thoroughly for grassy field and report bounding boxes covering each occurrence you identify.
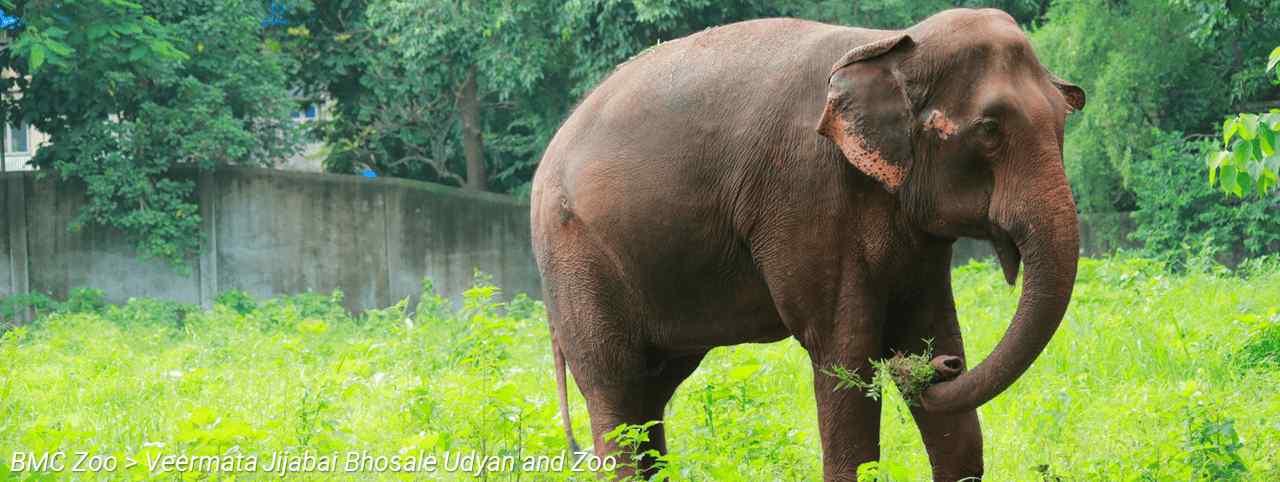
[1,257,1278,481]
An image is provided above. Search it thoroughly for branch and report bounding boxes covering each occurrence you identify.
[389,154,464,187]
[1232,99,1280,112]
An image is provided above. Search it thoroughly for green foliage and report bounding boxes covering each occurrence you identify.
[1235,309,1280,369]
[60,287,106,314]
[288,0,1053,198]
[605,421,673,481]
[854,460,914,482]
[0,287,106,326]
[1184,392,1249,481]
[1208,46,1280,197]
[824,340,937,406]
[1129,130,1280,267]
[2,259,1277,479]
[276,0,562,193]
[0,0,302,266]
[1211,111,1280,196]
[0,292,56,326]
[1032,0,1280,212]
[214,289,257,315]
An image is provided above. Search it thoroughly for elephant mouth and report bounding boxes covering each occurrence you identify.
[989,227,1021,285]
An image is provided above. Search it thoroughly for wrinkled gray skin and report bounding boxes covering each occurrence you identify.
[531,8,1084,481]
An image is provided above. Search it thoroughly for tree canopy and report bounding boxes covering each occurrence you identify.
[1,0,300,266]
[0,0,1276,265]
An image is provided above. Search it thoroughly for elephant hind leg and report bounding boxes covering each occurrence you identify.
[576,351,705,479]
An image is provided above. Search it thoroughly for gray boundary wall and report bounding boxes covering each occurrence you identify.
[1,166,1136,312]
[953,211,1139,265]
[1,167,541,312]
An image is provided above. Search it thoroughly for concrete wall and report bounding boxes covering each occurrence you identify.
[953,212,1139,265]
[1,167,540,313]
[1,165,1140,313]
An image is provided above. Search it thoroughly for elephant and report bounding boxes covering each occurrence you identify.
[530,8,1084,481]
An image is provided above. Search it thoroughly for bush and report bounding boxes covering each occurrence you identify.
[105,298,198,328]
[1236,314,1280,369]
[215,289,258,315]
[1128,129,1280,268]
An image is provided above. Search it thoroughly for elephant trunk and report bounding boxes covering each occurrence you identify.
[920,164,1080,414]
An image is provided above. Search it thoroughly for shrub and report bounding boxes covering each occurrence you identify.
[61,288,107,314]
[214,289,258,315]
[1129,129,1280,269]
[106,298,198,328]
[1236,314,1280,369]
[0,293,56,326]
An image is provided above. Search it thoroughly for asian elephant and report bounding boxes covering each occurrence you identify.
[530,8,1084,482]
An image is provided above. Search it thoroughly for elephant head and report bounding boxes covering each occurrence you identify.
[817,9,1085,413]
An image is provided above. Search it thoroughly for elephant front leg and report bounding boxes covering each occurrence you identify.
[811,353,883,482]
[802,304,886,482]
[886,286,983,481]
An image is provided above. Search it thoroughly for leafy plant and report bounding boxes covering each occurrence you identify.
[0,261,1278,480]
[0,0,301,266]
[824,339,937,406]
[605,421,671,481]
[1235,311,1280,369]
[1184,394,1249,480]
[1210,109,1280,197]
[1208,46,1280,197]
[214,289,258,315]
[1129,130,1280,268]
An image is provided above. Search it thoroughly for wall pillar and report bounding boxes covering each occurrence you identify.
[6,176,30,322]
[197,171,219,308]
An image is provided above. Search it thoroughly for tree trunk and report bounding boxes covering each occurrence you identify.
[458,66,487,191]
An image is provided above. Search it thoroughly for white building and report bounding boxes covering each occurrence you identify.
[3,121,43,172]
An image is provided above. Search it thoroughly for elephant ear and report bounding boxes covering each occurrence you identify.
[1049,75,1086,113]
[817,34,915,193]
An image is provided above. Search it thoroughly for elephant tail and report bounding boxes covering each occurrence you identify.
[553,340,581,453]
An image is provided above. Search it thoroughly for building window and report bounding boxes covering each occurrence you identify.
[291,103,319,122]
[7,123,28,153]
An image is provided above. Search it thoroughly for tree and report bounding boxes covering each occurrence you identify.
[276,0,1060,198]
[1031,0,1280,212]
[275,0,561,193]
[0,0,301,266]
[1208,47,1280,197]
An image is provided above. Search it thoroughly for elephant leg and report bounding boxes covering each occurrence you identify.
[636,352,706,456]
[886,298,983,481]
[799,300,885,481]
[810,345,884,482]
[576,351,705,479]
[754,247,887,481]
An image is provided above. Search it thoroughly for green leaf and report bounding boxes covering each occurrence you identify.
[1220,163,1238,195]
[1223,117,1239,147]
[1206,150,1227,169]
[1261,126,1277,156]
[29,45,46,72]
[1236,171,1252,196]
[1266,153,1280,173]
[1239,114,1259,141]
[1232,140,1251,167]
[127,46,148,62]
[1247,160,1264,180]
[1269,46,1280,73]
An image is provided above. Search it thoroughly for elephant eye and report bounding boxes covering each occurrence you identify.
[976,118,1000,136]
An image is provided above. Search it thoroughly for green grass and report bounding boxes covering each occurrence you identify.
[1,258,1278,480]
